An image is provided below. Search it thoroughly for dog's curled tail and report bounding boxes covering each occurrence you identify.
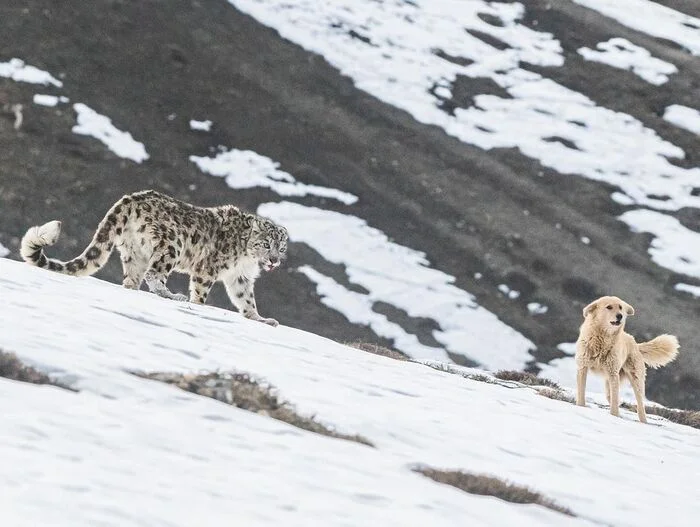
[639,334,679,368]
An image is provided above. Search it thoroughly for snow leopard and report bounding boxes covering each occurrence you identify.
[21,190,288,326]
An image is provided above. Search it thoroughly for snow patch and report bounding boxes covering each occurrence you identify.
[33,94,69,107]
[259,201,535,370]
[664,104,700,135]
[527,302,548,315]
[578,38,677,85]
[571,0,700,56]
[227,0,700,213]
[619,209,700,278]
[0,242,9,258]
[0,58,63,87]
[298,265,447,360]
[191,148,358,205]
[674,283,700,298]
[72,103,150,163]
[498,284,520,300]
[189,119,212,131]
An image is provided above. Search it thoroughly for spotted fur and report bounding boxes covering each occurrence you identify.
[21,190,288,326]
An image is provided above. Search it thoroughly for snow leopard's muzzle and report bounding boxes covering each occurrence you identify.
[261,256,282,272]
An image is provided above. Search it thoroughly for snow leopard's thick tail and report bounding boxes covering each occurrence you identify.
[639,334,679,369]
[21,210,118,276]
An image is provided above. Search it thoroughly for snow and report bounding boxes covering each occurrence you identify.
[674,283,700,298]
[527,302,548,315]
[33,94,69,107]
[260,201,535,369]
[72,103,150,163]
[619,209,700,279]
[498,284,520,300]
[2,258,700,526]
[189,118,212,131]
[570,0,700,56]
[664,104,700,135]
[0,58,63,87]
[227,0,700,213]
[0,242,9,257]
[577,38,677,85]
[191,148,358,205]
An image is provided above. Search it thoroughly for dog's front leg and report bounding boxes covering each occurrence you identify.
[608,371,621,417]
[576,367,588,406]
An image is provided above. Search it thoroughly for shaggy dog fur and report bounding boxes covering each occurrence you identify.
[575,296,679,423]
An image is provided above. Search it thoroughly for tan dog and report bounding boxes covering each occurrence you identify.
[575,296,679,423]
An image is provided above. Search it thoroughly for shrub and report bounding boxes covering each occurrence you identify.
[134,371,373,447]
[538,388,575,404]
[346,341,409,361]
[620,402,700,429]
[0,350,75,391]
[415,466,574,517]
[494,370,560,389]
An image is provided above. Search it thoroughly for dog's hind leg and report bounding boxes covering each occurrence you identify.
[626,364,648,423]
[608,371,621,417]
[604,379,611,404]
[576,367,588,406]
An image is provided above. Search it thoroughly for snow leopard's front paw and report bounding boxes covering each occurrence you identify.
[246,313,279,327]
[170,293,189,302]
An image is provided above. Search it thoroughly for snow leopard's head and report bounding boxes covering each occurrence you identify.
[250,218,288,272]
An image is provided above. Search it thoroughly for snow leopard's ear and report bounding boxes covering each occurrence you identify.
[250,218,263,233]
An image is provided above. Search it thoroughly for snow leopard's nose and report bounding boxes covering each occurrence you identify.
[270,256,279,266]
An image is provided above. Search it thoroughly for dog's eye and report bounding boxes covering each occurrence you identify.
[618,305,622,310]
[606,305,612,310]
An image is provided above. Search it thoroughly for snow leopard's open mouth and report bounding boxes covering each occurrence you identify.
[262,262,280,272]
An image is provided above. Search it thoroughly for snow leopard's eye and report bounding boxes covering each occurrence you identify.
[263,242,271,249]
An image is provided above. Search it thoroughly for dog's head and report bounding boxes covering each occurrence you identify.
[582,296,634,331]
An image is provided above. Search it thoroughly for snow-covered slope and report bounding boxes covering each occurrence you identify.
[1,259,699,526]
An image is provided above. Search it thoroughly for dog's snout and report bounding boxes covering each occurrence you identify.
[616,313,623,321]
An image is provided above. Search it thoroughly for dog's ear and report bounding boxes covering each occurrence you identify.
[583,300,598,318]
[624,302,635,316]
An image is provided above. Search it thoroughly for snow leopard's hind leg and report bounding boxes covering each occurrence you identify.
[189,275,214,304]
[143,245,187,301]
[119,245,149,290]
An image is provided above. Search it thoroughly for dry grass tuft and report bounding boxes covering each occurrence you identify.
[346,341,409,361]
[620,402,700,429]
[415,467,575,517]
[538,388,575,404]
[135,371,373,447]
[421,362,499,384]
[0,350,75,391]
[494,370,560,389]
